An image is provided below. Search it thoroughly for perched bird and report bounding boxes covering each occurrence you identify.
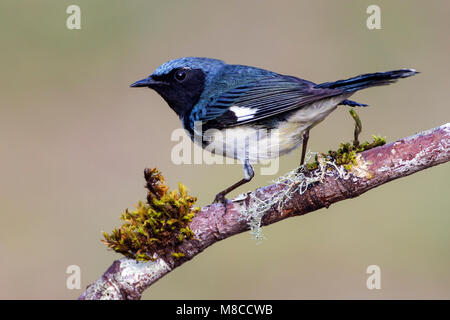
[131,57,417,206]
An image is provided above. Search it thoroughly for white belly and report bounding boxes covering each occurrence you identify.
[202,96,345,163]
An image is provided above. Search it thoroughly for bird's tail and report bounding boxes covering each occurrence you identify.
[316,69,418,93]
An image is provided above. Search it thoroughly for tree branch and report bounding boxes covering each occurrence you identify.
[79,123,449,300]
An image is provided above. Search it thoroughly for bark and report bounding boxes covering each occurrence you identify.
[79,123,450,300]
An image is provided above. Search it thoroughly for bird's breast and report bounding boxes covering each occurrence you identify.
[195,96,345,163]
[199,123,304,163]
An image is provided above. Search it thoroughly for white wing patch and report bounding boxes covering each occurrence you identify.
[230,106,257,121]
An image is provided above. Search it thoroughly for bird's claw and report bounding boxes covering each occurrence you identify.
[213,193,228,212]
[296,163,306,173]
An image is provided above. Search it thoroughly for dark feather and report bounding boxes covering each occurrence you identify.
[194,76,342,129]
[316,69,417,92]
[339,99,368,107]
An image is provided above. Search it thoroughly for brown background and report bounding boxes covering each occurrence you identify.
[0,0,449,299]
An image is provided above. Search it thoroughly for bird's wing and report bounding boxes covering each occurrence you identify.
[191,76,343,129]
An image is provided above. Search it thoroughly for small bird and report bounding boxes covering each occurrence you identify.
[131,57,417,206]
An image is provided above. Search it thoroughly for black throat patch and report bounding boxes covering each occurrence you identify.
[151,68,206,119]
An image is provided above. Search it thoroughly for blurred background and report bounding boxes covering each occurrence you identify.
[0,0,449,299]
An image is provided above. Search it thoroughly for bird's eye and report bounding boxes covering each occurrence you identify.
[174,70,187,82]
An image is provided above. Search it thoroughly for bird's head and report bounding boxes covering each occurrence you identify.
[131,57,226,118]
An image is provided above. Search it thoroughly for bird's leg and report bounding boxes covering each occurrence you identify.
[300,129,310,166]
[213,160,254,209]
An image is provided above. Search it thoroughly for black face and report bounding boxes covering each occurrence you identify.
[134,68,206,118]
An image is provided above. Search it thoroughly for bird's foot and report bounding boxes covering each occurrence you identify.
[296,162,306,173]
[212,193,229,213]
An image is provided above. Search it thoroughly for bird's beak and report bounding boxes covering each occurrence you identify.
[130,76,161,88]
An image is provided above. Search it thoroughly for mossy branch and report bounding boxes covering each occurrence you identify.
[101,168,199,262]
[79,123,450,300]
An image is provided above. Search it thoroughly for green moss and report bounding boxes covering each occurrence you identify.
[306,160,319,171]
[102,168,200,262]
[349,109,362,147]
[305,109,385,171]
[171,252,185,259]
[305,135,386,171]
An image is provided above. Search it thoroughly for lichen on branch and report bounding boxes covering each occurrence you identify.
[243,109,386,240]
[306,109,386,171]
[102,168,200,261]
[81,123,449,300]
[305,135,386,171]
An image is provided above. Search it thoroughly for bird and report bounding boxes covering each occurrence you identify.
[131,57,417,207]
